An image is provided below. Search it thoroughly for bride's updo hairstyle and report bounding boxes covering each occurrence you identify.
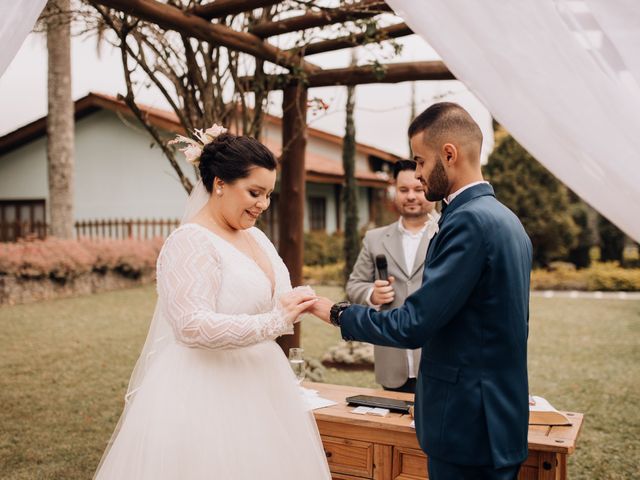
[199,133,277,193]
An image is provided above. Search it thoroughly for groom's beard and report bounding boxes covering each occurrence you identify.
[425,156,449,202]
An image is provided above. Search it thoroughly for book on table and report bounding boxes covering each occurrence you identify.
[529,395,571,426]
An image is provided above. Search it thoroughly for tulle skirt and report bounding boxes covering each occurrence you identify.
[94,340,331,479]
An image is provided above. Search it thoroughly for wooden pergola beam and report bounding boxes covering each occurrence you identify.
[90,0,319,73]
[307,61,454,86]
[249,0,392,38]
[242,61,454,90]
[296,22,413,56]
[189,0,281,20]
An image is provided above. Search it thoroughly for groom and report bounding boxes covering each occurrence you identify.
[311,102,532,480]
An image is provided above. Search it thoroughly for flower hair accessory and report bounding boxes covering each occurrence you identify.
[168,123,228,167]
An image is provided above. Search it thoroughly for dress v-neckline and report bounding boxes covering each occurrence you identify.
[185,223,276,298]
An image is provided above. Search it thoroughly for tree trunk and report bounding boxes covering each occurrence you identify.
[598,214,626,264]
[342,81,359,286]
[46,0,74,238]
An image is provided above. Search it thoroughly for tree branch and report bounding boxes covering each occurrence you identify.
[117,23,193,194]
[89,0,320,73]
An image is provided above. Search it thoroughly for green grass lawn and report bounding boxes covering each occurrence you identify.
[0,286,639,479]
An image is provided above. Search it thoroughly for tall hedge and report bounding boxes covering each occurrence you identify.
[484,133,579,267]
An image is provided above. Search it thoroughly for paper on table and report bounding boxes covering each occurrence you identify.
[369,407,390,416]
[299,387,337,411]
[350,406,390,417]
[351,406,370,415]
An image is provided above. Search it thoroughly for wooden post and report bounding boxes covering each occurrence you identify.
[277,81,308,354]
[334,184,343,232]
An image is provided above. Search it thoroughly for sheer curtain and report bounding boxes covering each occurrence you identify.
[0,0,48,77]
[388,0,640,242]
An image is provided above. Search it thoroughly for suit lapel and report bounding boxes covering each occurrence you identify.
[424,183,495,270]
[382,223,410,278]
[410,212,441,277]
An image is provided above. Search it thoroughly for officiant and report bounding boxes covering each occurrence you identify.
[345,160,439,393]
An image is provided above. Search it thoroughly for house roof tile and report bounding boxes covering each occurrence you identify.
[0,92,396,187]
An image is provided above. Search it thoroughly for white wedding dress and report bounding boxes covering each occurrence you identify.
[94,223,331,479]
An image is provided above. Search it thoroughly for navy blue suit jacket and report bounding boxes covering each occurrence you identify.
[340,183,532,468]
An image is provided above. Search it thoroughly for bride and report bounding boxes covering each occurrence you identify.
[94,126,331,479]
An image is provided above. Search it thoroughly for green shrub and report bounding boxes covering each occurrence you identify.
[304,231,344,266]
[303,262,344,286]
[531,261,640,291]
[303,260,640,291]
[585,262,640,291]
[531,264,587,291]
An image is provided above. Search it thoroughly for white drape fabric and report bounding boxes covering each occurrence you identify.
[388,0,640,242]
[0,0,48,77]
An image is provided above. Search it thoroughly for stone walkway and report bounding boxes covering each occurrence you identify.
[532,290,640,300]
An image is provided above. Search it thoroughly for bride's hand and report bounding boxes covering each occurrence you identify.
[307,296,333,324]
[278,290,318,323]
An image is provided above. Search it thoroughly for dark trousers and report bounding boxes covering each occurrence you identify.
[382,377,417,393]
[427,457,521,480]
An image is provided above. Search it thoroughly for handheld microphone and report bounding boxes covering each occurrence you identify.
[375,254,389,281]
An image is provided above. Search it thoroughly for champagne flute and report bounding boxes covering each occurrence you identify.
[288,347,305,386]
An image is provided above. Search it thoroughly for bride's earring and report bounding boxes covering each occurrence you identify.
[216,188,223,196]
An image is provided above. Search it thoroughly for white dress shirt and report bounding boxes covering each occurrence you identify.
[444,180,489,205]
[398,218,428,275]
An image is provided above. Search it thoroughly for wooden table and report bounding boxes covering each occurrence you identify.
[306,382,584,480]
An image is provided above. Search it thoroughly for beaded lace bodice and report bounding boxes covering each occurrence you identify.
[156,224,294,349]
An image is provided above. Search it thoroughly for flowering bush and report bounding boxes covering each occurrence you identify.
[0,237,164,282]
[322,341,374,368]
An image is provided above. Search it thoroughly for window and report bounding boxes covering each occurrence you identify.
[309,196,326,231]
[0,199,47,241]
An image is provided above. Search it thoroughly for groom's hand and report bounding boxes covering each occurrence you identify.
[279,290,318,323]
[308,296,333,324]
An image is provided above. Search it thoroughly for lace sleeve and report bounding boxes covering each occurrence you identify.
[157,227,292,350]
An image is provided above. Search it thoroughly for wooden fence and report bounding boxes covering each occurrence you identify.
[74,219,180,240]
[0,219,180,242]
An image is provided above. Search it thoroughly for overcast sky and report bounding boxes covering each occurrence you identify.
[0,29,494,161]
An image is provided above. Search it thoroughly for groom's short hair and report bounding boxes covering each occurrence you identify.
[408,102,483,152]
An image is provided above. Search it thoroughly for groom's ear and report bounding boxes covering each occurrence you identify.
[442,143,458,165]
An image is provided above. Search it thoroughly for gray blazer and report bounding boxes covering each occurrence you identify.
[346,220,433,388]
